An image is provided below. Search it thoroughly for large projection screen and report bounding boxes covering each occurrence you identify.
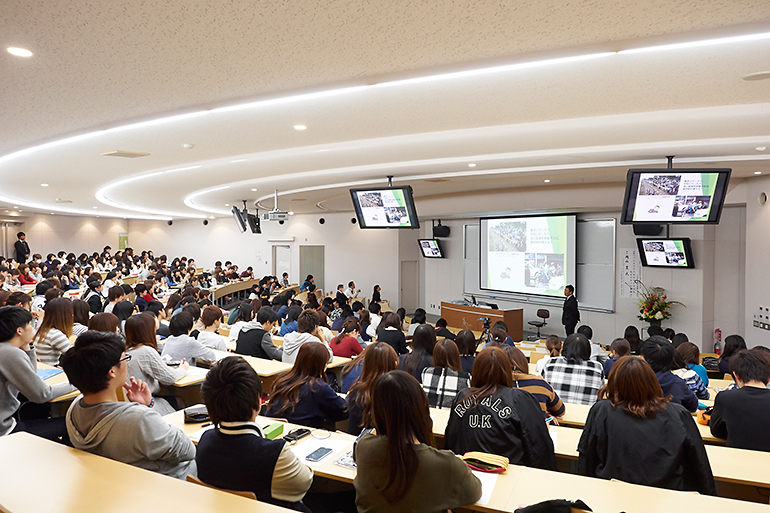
[480,214,577,299]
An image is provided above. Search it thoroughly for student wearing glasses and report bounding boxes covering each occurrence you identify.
[62,331,196,479]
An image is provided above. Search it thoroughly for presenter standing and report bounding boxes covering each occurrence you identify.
[562,285,579,336]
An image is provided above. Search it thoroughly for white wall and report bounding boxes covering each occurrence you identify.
[128,212,401,304]
[744,176,770,347]
[21,214,128,258]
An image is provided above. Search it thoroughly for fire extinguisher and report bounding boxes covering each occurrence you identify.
[714,328,722,355]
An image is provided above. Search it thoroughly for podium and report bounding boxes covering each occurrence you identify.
[440,302,524,341]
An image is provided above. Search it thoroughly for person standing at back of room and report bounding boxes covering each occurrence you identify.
[562,284,579,336]
[14,232,30,264]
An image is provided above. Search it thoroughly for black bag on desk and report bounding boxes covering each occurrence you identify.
[183,405,209,423]
[702,356,719,371]
[515,499,592,513]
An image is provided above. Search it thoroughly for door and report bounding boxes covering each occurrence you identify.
[272,245,291,283]
[299,245,325,292]
[400,260,419,313]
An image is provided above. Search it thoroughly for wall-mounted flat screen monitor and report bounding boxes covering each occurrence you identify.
[479,214,577,298]
[418,239,444,258]
[620,169,731,224]
[637,238,695,268]
[246,213,261,234]
[231,205,247,233]
[350,186,419,229]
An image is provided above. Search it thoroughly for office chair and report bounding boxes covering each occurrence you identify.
[527,309,550,340]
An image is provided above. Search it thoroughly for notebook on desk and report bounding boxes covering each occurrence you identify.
[37,368,63,380]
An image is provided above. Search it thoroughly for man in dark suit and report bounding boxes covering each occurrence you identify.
[562,284,579,336]
[13,232,29,264]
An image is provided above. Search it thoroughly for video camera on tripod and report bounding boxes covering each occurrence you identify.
[478,316,492,346]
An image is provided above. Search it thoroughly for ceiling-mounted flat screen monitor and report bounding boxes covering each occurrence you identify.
[418,239,444,258]
[637,238,695,268]
[620,169,731,224]
[350,186,419,229]
[246,213,261,234]
[479,214,577,299]
[231,205,247,233]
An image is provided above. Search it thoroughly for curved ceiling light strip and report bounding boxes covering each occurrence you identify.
[1,30,769,218]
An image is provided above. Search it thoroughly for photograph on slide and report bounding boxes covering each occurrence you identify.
[524,253,565,291]
[488,221,526,252]
[672,196,710,220]
[638,175,681,196]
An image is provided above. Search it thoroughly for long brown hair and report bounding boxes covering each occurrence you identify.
[88,312,119,333]
[370,370,434,503]
[545,335,562,357]
[433,339,462,372]
[268,342,328,415]
[454,329,478,356]
[676,341,700,366]
[504,345,529,373]
[348,342,398,428]
[400,324,436,376]
[125,313,158,351]
[458,347,512,408]
[34,298,74,342]
[358,309,370,328]
[598,356,669,418]
[334,317,360,345]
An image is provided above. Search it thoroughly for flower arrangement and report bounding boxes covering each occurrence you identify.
[634,280,684,322]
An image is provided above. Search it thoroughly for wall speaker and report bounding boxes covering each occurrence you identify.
[203,220,208,226]
[632,224,663,236]
[319,218,325,225]
[167,220,173,226]
[351,218,357,224]
[433,225,450,238]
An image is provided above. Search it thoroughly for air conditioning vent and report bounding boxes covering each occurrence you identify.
[101,150,150,158]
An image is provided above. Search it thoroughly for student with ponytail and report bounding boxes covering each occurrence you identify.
[331,317,364,358]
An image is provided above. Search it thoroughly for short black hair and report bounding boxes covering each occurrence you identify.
[351,301,363,312]
[730,349,770,384]
[641,335,675,373]
[562,333,591,363]
[0,306,33,342]
[369,302,381,315]
[436,318,448,328]
[169,311,194,337]
[108,286,124,302]
[60,331,125,394]
[285,305,302,323]
[145,300,164,317]
[16,231,25,238]
[257,306,278,325]
[297,309,320,334]
[182,303,201,321]
[565,284,574,293]
[35,280,55,296]
[121,284,133,295]
[201,356,262,425]
[134,283,147,295]
[647,325,664,337]
[576,325,593,340]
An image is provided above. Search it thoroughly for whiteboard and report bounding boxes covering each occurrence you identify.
[463,219,615,312]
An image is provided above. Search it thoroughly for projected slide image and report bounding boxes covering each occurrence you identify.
[420,240,441,257]
[358,192,384,208]
[524,253,565,289]
[384,206,408,223]
[666,252,687,264]
[355,189,413,227]
[640,239,691,267]
[643,241,665,253]
[672,196,710,219]
[488,221,527,252]
[638,175,681,196]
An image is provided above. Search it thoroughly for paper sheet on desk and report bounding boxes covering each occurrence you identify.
[550,430,557,447]
[471,470,498,506]
[185,367,209,377]
[190,424,215,443]
[289,437,351,467]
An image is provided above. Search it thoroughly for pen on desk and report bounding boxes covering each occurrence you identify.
[544,416,554,423]
[201,422,212,428]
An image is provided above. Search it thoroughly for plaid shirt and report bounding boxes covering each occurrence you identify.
[421,367,471,409]
[541,357,604,406]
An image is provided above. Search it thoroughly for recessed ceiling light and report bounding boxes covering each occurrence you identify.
[7,47,33,57]
[209,216,215,219]
[544,179,551,183]
[468,163,476,168]
[224,204,229,206]
[756,146,767,151]
[251,188,257,192]
[50,213,54,215]
[743,72,770,82]
[293,125,307,131]
[93,206,98,209]
[13,206,17,209]
[288,211,294,216]
[755,171,762,175]
[40,183,48,187]
[181,143,194,149]
[230,159,248,163]
[18,210,22,212]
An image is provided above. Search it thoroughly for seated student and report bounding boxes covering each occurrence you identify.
[354,370,482,512]
[603,338,631,377]
[365,302,382,339]
[71,299,90,337]
[281,309,333,364]
[677,341,709,386]
[125,313,188,415]
[672,332,689,349]
[236,306,283,361]
[0,306,76,440]
[398,324,435,380]
[18,264,37,285]
[504,346,565,419]
[434,318,456,341]
[376,312,408,355]
[535,335,562,374]
[455,329,478,375]
[197,356,313,512]
[266,342,347,430]
[83,280,105,314]
[113,300,135,334]
[444,347,556,470]
[145,300,171,338]
[345,342,398,435]
[195,306,228,351]
[161,312,216,365]
[577,325,607,364]
[640,336,698,413]
[718,334,747,379]
[357,309,372,344]
[279,305,302,337]
[330,304,353,332]
[541,333,604,406]
[103,285,125,314]
[395,307,407,331]
[421,339,470,409]
[407,308,427,337]
[672,349,709,400]
[228,302,254,341]
[89,312,120,333]
[133,283,148,312]
[330,317,364,358]
[34,298,75,366]
[578,356,716,494]
[300,274,313,292]
[101,271,119,297]
[624,325,643,355]
[711,349,770,451]
[62,331,196,479]
[279,272,290,289]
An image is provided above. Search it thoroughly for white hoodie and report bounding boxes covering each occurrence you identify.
[281,332,333,364]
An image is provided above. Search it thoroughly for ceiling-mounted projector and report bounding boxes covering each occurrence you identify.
[262,211,289,221]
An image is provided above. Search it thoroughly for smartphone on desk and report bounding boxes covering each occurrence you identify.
[305,447,333,462]
[284,428,311,444]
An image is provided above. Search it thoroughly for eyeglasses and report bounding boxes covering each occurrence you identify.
[118,354,132,364]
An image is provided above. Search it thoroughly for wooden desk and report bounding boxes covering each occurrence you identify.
[210,279,259,301]
[0,432,289,513]
[440,302,523,341]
